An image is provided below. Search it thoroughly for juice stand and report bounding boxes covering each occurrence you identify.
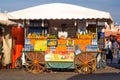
[8,3,113,74]
[20,19,107,74]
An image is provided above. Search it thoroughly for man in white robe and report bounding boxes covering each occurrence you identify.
[2,26,12,66]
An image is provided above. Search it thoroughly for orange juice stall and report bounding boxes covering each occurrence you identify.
[20,19,107,74]
[8,3,113,74]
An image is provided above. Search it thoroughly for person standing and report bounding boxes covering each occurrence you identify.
[105,38,113,63]
[117,47,120,64]
[105,39,112,49]
[113,39,119,55]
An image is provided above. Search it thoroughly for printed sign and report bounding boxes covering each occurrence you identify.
[45,50,74,62]
[47,39,58,46]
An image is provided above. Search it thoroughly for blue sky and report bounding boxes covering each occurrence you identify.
[0,0,120,25]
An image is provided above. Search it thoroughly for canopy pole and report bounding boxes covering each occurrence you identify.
[23,19,26,47]
[96,19,98,45]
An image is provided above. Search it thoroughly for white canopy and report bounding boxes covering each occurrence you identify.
[0,13,17,26]
[9,3,113,21]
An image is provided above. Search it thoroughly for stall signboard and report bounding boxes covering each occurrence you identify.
[67,39,74,46]
[92,39,97,45]
[45,50,74,62]
[25,39,34,51]
[86,45,98,51]
[34,40,47,51]
[25,39,31,44]
[47,39,58,46]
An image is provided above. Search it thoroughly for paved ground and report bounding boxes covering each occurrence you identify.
[94,54,120,73]
[0,54,120,73]
[0,54,120,80]
[0,64,120,80]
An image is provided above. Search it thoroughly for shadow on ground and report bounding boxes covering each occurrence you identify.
[106,57,120,70]
[67,72,120,80]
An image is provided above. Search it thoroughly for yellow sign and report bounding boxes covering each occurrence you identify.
[34,40,47,51]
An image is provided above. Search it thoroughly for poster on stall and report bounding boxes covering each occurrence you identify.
[45,50,74,62]
[47,39,57,46]
[34,40,47,51]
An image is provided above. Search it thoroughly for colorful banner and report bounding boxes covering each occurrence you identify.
[45,50,74,62]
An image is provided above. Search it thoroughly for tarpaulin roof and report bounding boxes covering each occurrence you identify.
[8,3,113,21]
[0,13,17,26]
[105,30,120,37]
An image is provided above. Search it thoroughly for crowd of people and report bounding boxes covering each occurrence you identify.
[105,38,120,64]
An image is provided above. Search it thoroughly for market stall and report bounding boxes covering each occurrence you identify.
[0,13,17,69]
[20,19,107,74]
[8,3,113,73]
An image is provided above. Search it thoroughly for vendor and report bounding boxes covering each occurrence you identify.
[78,28,88,35]
[58,24,68,39]
[77,21,88,35]
[58,29,68,39]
